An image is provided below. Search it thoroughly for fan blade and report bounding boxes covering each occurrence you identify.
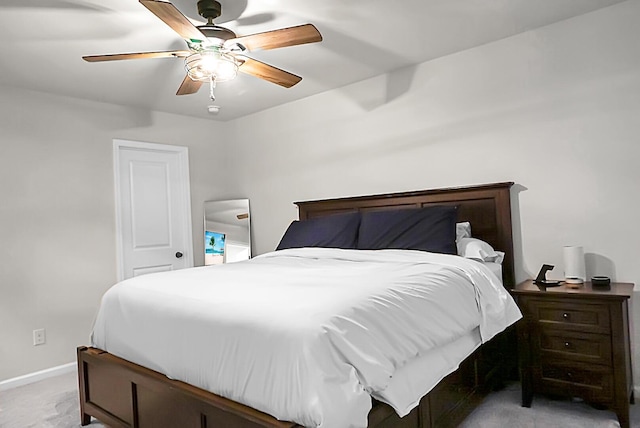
[238,57,302,88]
[176,75,203,95]
[227,24,322,52]
[83,50,190,62]
[140,0,206,41]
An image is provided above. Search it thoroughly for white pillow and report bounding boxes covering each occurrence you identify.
[457,237,505,263]
[456,222,472,242]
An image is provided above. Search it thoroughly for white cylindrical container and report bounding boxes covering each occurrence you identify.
[563,245,586,285]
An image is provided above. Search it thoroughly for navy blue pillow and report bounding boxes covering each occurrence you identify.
[357,206,458,254]
[276,212,361,250]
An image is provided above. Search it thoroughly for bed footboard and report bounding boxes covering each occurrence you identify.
[77,330,514,428]
[77,346,298,428]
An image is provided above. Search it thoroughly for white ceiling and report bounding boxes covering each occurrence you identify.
[0,0,625,121]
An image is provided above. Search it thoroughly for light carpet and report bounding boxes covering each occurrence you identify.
[0,371,638,427]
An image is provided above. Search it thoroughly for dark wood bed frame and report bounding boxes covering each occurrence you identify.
[78,181,516,428]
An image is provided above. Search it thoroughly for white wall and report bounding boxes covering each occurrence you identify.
[0,86,232,381]
[228,1,640,381]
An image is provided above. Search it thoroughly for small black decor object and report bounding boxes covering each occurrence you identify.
[591,276,611,290]
[534,264,562,287]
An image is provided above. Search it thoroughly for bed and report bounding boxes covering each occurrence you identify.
[78,181,519,428]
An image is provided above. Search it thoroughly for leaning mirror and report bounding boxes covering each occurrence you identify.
[203,199,251,265]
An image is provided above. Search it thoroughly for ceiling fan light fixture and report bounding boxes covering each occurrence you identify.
[84,1,323,95]
[185,51,238,82]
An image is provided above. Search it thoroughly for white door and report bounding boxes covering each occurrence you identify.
[114,140,193,280]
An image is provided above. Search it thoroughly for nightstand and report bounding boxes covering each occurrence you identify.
[512,279,634,428]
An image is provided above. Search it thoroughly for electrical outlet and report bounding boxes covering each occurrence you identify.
[33,328,46,346]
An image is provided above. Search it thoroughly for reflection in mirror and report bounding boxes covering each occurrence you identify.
[204,199,251,265]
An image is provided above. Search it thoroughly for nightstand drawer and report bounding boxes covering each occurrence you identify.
[538,361,613,403]
[523,299,609,333]
[538,329,612,365]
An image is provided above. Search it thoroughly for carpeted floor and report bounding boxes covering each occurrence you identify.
[0,371,104,428]
[0,371,637,427]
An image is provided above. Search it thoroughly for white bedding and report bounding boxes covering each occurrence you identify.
[484,261,503,283]
[375,328,482,416]
[92,248,521,428]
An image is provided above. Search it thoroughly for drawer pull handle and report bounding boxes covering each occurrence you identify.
[562,313,570,319]
[564,342,571,348]
[567,372,573,379]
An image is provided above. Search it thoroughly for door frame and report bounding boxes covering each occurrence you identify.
[113,139,194,281]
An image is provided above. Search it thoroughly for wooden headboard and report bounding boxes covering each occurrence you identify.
[294,182,515,288]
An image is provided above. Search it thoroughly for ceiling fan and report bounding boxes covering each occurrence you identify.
[83,0,322,97]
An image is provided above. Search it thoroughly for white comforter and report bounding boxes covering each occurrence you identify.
[91,248,521,428]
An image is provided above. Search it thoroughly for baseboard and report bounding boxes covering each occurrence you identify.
[0,362,76,391]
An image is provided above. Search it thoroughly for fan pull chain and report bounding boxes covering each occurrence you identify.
[209,75,217,102]
[207,76,220,115]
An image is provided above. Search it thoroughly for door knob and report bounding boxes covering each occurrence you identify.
[175,252,183,259]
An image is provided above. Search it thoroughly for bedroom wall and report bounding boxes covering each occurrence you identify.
[227,1,640,384]
[0,86,232,381]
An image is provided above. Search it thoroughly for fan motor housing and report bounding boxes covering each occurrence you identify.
[198,0,222,20]
[197,25,237,41]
